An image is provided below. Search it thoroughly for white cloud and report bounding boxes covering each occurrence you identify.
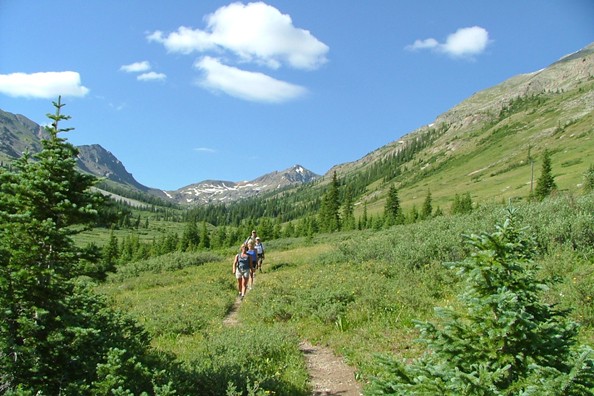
[194,147,217,153]
[120,61,151,73]
[148,2,328,70]
[194,56,307,103]
[407,38,439,50]
[407,26,491,58]
[0,71,90,98]
[137,71,167,81]
[442,26,490,57]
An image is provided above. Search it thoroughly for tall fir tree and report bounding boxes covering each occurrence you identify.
[420,189,432,220]
[534,149,557,201]
[0,98,170,393]
[383,184,403,226]
[341,186,356,231]
[318,171,341,232]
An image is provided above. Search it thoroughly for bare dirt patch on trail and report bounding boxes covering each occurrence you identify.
[222,296,241,327]
[222,297,362,395]
[299,340,363,396]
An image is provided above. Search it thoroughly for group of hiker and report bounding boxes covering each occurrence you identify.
[232,230,265,300]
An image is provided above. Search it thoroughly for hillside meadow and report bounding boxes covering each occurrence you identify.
[96,193,594,394]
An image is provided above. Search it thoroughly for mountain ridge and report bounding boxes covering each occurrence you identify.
[1,42,592,211]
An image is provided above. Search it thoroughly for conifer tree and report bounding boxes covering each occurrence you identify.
[342,186,356,231]
[199,220,210,249]
[420,189,432,220]
[370,208,594,395]
[318,171,341,232]
[384,184,403,226]
[534,149,557,201]
[0,98,169,393]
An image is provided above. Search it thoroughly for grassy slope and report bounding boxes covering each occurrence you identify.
[97,194,594,393]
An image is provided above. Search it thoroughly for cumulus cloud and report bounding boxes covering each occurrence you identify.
[0,71,90,98]
[194,56,307,103]
[148,2,328,70]
[407,26,491,58]
[137,71,167,82]
[120,61,151,73]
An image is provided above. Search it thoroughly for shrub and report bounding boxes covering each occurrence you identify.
[369,208,594,394]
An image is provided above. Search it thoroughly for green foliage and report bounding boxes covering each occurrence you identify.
[451,192,473,215]
[420,189,432,220]
[534,149,557,201]
[97,194,594,395]
[109,250,223,281]
[0,99,171,394]
[383,184,403,226]
[318,171,341,232]
[369,207,594,395]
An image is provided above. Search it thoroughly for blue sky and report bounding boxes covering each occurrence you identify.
[0,1,592,191]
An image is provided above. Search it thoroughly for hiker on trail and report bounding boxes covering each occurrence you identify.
[254,236,265,272]
[233,244,253,299]
[247,241,258,290]
[245,229,258,246]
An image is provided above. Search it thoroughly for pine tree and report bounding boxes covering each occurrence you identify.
[318,171,341,232]
[384,184,402,226]
[370,208,594,395]
[0,98,167,393]
[534,149,557,201]
[199,220,210,249]
[342,186,356,231]
[420,189,432,220]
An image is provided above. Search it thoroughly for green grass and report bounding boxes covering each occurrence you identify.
[95,193,594,394]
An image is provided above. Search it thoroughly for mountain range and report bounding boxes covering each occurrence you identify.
[1,42,592,210]
[0,111,320,205]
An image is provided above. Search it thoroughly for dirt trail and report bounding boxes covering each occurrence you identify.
[299,340,363,396]
[223,296,362,395]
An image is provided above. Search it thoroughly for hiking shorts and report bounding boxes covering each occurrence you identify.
[235,268,250,279]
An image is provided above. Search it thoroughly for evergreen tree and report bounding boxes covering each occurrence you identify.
[318,171,341,232]
[383,184,402,227]
[0,98,168,393]
[199,220,210,249]
[451,192,473,215]
[406,205,419,224]
[370,208,594,394]
[101,229,120,273]
[180,217,200,251]
[342,186,356,231]
[534,149,557,201]
[420,189,432,220]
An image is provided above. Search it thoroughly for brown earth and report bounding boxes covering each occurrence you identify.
[223,296,363,395]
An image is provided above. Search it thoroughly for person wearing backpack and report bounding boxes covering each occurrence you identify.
[254,237,265,272]
[246,241,258,290]
[233,244,253,300]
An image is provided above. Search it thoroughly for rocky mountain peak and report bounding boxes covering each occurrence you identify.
[164,164,319,205]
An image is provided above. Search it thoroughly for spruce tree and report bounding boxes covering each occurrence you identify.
[384,184,402,226]
[534,149,557,201]
[370,208,594,395]
[199,220,210,249]
[0,98,169,394]
[342,186,356,231]
[420,189,432,220]
[318,171,341,232]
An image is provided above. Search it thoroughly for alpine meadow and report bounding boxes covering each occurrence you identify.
[1,40,594,395]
